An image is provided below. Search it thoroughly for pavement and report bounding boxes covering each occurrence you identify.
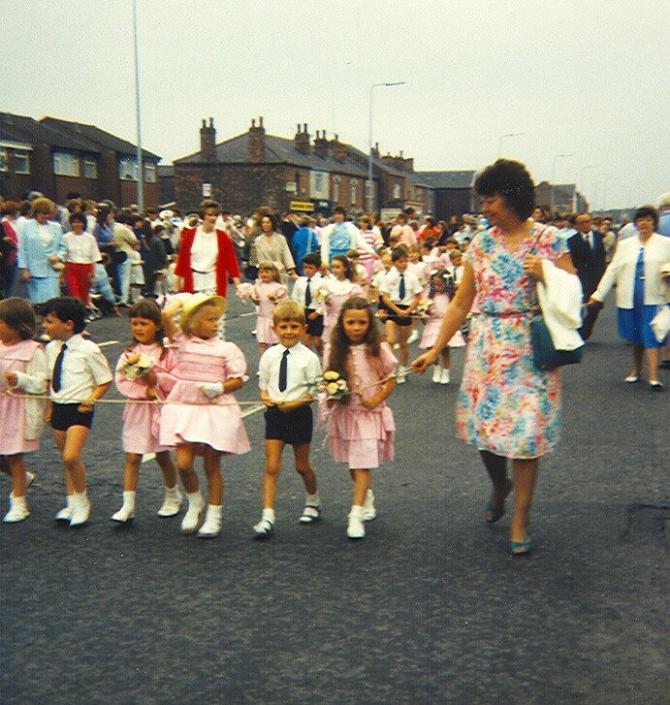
[1,296,668,705]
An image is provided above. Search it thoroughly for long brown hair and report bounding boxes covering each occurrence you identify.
[125,299,167,359]
[331,254,355,281]
[328,296,381,379]
[0,297,36,340]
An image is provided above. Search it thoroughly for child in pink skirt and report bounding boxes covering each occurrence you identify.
[253,261,288,353]
[112,300,181,523]
[160,293,250,538]
[322,296,397,540]
[0,298,48,523]
[420,269,466,384]
[318,255,364,345]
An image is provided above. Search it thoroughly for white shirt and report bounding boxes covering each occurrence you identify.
[291,273,323,309]
[380,267,423,305]
[37,223,52,246]
[258,342,322,403]
[63,232,102,264]
[371,269,390,291]
[46,334,113,403]
[191,226,218,291]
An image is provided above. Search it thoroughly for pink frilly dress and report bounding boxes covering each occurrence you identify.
[420,294,466,349]
[321,280,364,344]
[255,281,288,345]
[115,343,176,454]
[0,339,47,455]
[322,342,397,469]
[158,333,251,454]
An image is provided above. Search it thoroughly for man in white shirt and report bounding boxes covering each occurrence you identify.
[381,248,423,382]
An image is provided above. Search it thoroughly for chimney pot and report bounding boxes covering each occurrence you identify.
[252,118,256,127]
[303,123,307,132]
[202,119,206,128]
[259,116,264,127]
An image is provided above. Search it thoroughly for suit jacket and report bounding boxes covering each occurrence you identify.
[567,230,606,299]
[17,220,64,277]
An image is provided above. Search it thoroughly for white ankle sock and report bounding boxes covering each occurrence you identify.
[122,490,136,510]
[305,492,320,506]
[262,508,276,523]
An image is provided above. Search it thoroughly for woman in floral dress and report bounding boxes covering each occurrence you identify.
[413,159,577,556]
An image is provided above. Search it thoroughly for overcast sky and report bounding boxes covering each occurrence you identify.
[3,0,669,209]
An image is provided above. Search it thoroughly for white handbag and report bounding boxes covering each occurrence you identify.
[651,304,670,343]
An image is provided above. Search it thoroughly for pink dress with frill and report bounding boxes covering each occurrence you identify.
[115,343,176,454]
[0,340,44,455]
[255,282,288,345]
[420,294,466,349]
[322,342,397,469]
[158,333,251,454]
[321,280,364,344]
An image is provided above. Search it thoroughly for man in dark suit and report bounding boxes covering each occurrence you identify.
[567,212,607,340]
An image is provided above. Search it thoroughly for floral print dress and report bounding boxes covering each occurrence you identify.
[455,224,568,459]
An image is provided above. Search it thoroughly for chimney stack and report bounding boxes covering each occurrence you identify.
[314,130,330,159]
[200,117,216,162]
[294,123,311,155]
[248,116,266,163]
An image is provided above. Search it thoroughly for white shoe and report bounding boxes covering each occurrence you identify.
[3,495,30,523]
[253,517,275,540]
[69,494,91,527]
[157,487,182,517]
[408,330,418,344]
[181,491,204,534]
[347,507,366,539]
[393,343,400,350]
[197,504,222,538]
[55,506,72,522]
[111,504,135,523]
[299,504,322,524]
[361,490,376,522]
[440,368,450,384]
[432,365,442,383]
[25,471,36,489]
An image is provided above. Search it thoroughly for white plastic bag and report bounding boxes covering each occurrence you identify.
[651,304,670,343]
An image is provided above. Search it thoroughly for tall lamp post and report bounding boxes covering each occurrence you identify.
[368,81,405,214]
[550,153,572,210]
[132,0,144,211]
[578,164,598,211]
[498,132,524,157]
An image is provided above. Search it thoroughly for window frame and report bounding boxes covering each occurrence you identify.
[53,151,80,177]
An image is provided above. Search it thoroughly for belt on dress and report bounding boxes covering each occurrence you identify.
[192,268,214,274]
[482,310,533,317]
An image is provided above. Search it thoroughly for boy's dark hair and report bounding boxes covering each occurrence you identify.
[391,247,408,263]
[69,212,87,228]
[329,297,381,379]
[42,297,87,333]
[332,205,347,217]
[0,297,36,340]
[302,252,321,268]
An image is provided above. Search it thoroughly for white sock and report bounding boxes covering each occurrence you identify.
[72,491,88,507]
[262,508,276,523]
[165,485,179,496]
[66,494,75,509]
[186,490,203,505]
[305,492,320,506]
[122,490,136,510]
[350,504,364,518]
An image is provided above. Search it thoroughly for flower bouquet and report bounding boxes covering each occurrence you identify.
[236,282,257,301]
[414,299,432,317]
[314,286,331,303]
[308,370,350,401]
[120,353,154,380]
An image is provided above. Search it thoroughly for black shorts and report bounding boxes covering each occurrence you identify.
[388,304,413,326]
[51,403,95,431]
[264,405,313,445]
[304,309,324,338]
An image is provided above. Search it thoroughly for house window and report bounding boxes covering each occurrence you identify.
[119,157,139,181]
[333,175,341,202]
[350,180,358,204]
[14,151,30,174]
[83,159,98,179]
[144,163,156,183]
[392,183,402,200]
[0,150,8,172]
[314,173,323,192]
[53,152,79,177]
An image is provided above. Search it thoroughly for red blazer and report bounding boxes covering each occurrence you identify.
[175,228,240,297]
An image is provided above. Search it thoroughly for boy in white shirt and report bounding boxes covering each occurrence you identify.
[381,248,423,383]
[290,253,324,353]
[42,297,113,527]
[253,300,322,539]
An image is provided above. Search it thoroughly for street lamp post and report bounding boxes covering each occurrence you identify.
[368,81,405,214]
[498,132,524,157]
[132,0,144,211]
[550,153,573,210]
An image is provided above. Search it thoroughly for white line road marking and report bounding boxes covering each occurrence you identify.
[98,340,120,348]
[239,311,256,317]
[141,453,156,463]
[241,404,265,418]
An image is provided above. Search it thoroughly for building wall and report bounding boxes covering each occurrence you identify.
[433,189,473,220]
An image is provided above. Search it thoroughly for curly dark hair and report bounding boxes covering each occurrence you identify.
[474,159,535,221]
[328,297,381,380]
[633,205,659,230]
[259,212,279,230]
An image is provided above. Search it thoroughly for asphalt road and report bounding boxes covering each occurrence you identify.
[1,296,668,705]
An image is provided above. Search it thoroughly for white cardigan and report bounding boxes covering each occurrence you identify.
[592,233,670,308]
[537,260,584,352]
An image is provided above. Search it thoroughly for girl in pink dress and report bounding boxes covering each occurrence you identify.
[319,255,364,345]
[0,298,48,523]
[355,215,383,282]
[253,261,288,353]
[420,270,466,385]
[111,300,181,523]
[160,294,251,538]
[322,297,397,540]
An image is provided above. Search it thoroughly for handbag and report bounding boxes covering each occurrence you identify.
[528,227,583,371]
[651,304,670,343]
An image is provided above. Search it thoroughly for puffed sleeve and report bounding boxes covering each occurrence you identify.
[223,342,247,380]
[379,342,399,377]
[155,348,178,395]
[13,346,48,394]
[275,283,289,300]
[539,226,568,262]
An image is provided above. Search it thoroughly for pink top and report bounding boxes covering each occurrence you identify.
[254,281,289,320]
[321,280,364,338]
